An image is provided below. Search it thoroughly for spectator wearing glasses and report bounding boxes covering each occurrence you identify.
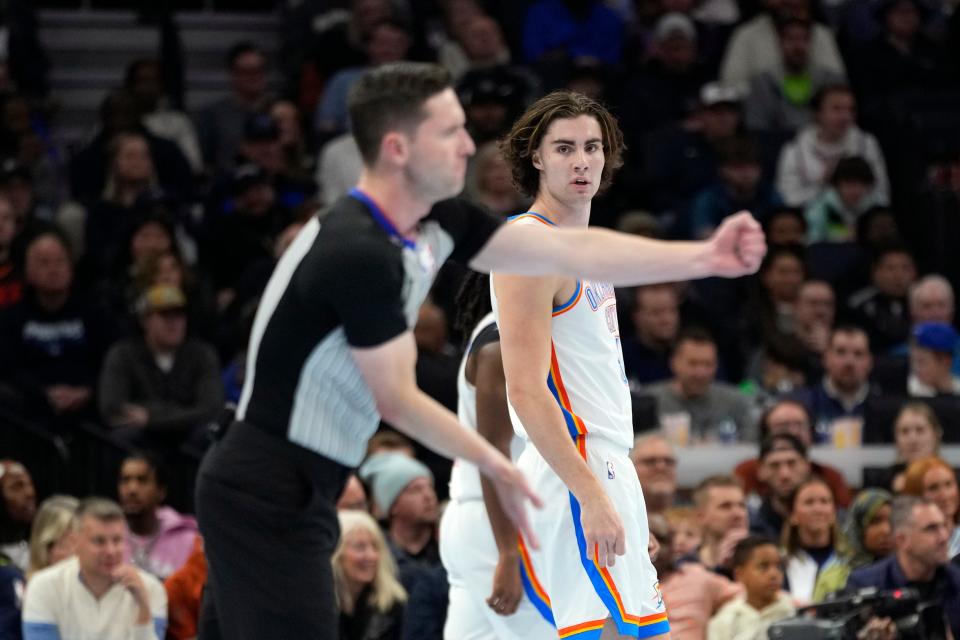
[630,433,678,516]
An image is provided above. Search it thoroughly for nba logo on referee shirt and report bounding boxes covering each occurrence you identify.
[607,460,615,479]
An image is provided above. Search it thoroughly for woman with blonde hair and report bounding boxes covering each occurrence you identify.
[902,456,960,556]
[332,510,406,640]
[27,495,79,579]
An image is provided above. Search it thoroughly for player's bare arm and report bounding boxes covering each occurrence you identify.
[351,331,543,547]
[473,340,524,615]
[472,211,767,284]
[494,271,626,567]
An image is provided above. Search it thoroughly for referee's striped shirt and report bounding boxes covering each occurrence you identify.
[236,194,500,467]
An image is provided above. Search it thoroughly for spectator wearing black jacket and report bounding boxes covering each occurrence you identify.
[98,284,221,452]
[0,232,109,428]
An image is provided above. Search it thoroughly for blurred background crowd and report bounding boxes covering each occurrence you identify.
[1,0,960,638]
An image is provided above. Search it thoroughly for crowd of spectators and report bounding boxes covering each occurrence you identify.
[1,0,960,637]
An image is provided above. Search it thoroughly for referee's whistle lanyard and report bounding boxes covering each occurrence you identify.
[349,187,436,274]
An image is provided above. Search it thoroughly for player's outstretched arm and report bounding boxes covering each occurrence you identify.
[471,211,766,286]
[351,332,543,547]
[474,341,524,615]
[494,271,625,567]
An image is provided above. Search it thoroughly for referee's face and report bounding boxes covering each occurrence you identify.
[405,88,476,203]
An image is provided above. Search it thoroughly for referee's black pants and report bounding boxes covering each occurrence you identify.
[196,421,351,640]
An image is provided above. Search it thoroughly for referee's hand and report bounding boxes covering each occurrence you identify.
[481,453,543,550]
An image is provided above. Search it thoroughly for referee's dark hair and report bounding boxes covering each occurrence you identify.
[348,62,453,165]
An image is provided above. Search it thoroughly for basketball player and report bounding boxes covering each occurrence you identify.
[440,273,557,639]
[492,91,764,639]
[195,63,764,640]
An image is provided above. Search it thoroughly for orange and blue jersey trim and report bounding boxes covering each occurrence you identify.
[518,535,556,626]
[553,280,582,316]
[545,343,588,456]
[559,619,607,639]
[567,491,670,638]
[507,211,555,226]
[547,349,670,639]
[507,212,583,316]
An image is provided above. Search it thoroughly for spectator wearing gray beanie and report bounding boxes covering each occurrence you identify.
[357,453,442,592]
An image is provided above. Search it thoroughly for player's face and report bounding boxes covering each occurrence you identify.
[405,88,476,203]
[533,115,605,205]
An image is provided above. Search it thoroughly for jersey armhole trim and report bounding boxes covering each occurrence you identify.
[552,280,583,316]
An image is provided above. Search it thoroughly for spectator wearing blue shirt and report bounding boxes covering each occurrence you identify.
[522,0,624,66]
[689,136,783,239]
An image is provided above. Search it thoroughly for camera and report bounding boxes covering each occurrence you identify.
[767,587,946,640]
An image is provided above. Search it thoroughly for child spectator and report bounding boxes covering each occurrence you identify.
[708,536,796,639]
[650,514,741,640]
[805,157,881,243]
[665,506,702,558]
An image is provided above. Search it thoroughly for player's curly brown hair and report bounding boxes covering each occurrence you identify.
[498,91,625,198]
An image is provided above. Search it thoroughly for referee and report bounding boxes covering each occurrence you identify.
[195,62,766,639]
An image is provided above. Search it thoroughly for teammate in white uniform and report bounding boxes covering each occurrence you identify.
[492,91,766,640]
[440,274,557,639]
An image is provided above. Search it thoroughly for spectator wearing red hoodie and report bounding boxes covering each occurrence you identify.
[118,452,198,580]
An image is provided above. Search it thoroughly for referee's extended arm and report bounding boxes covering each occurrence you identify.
[351,329,544,548]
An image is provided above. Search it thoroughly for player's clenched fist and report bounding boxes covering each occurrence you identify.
[706,211,767,277]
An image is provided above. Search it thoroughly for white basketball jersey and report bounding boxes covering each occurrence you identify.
[491,213,633,450]
[449,311,526,501]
